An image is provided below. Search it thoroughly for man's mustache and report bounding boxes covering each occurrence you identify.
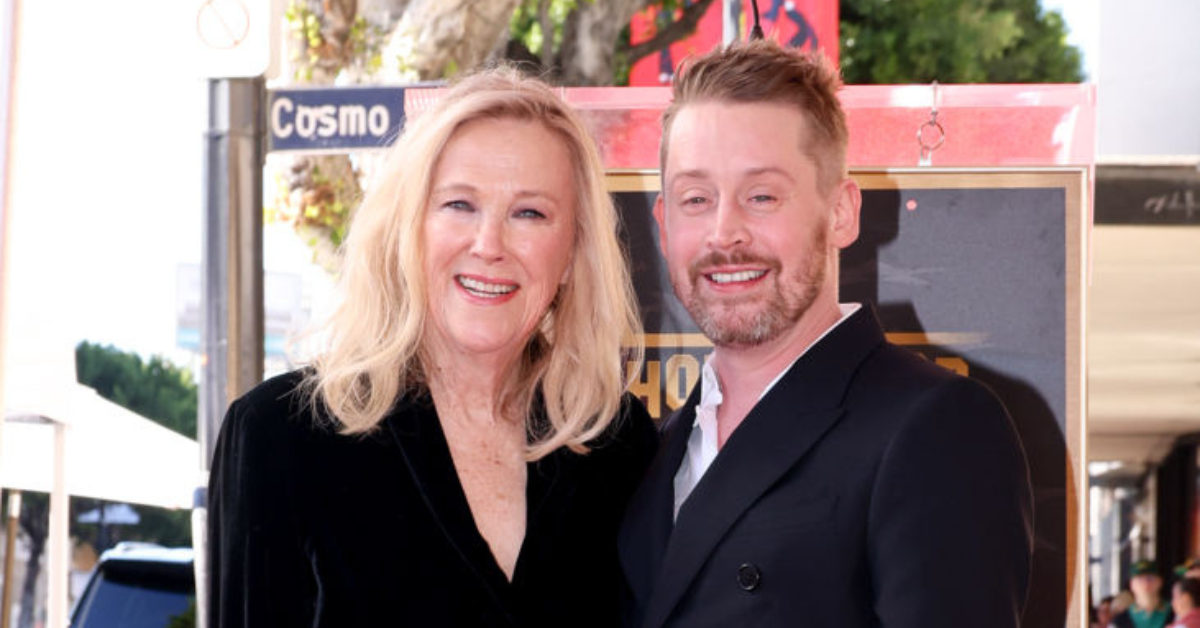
[688,251,782,283]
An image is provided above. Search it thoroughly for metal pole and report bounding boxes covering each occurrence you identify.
[195,76,265,628]
[47,423,68,628]
[200,76,266,469]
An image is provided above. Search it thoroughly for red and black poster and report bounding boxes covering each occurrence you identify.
[629,0,839,86]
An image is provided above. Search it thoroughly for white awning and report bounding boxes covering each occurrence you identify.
[2,383,200,510]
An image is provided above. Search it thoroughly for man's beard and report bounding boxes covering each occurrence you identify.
[674,230,828,348]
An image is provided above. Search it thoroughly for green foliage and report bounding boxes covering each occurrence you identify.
[75,341,198,439]
[510,0,583,60]
[284,0,385,82]
[612,22,634,86]
[167,599,197,628]
[840,0,1083,84]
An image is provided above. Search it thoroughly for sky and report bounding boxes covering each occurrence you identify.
[1042,0,1100,80]
[1,0,1102,385]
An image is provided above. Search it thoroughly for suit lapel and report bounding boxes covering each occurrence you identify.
[619,387,699,611]
[642,306,887,628]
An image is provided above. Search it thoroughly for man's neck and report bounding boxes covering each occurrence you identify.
[710,299,843,403]
[710,299,844,446]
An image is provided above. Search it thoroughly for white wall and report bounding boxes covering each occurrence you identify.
[1098,0,1200,157]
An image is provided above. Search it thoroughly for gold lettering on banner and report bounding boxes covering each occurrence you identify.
[935,357,970,376]
[664,354,701,411]
[627,360,661,418]
[628,332,981,419]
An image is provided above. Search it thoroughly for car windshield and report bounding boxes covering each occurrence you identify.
[72,562,194,628]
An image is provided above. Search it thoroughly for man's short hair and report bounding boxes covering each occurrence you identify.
[660,39,849,191]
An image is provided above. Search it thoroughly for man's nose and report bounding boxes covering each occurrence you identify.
[706,196,751,249]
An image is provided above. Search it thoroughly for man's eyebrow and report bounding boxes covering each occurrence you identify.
[743,166,796,182]
[667,166,796,186]
[666,169,710,187]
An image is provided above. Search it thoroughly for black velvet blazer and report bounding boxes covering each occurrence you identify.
[207,371,657,628]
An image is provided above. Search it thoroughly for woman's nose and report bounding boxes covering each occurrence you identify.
[469,214,505,262]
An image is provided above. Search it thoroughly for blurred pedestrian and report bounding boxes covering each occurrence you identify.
[1113,560,1173,628]
[1096,595,1117,628]
[1170,578,1200,628]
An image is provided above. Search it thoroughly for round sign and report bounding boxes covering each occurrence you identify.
[197,0,251,50]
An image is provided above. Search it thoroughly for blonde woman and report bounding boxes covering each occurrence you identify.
[207,67,655,628]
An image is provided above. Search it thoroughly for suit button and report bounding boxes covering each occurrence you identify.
[737,563,762,591]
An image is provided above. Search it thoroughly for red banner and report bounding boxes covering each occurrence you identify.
[629,2,723,86]
[629,1,839,87]
[741,0,839,65]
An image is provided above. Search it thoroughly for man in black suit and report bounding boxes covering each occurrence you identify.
[618,39,1034,628]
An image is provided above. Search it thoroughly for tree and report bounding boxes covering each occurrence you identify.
[75,341,197,438]
[507,0,717,86]
[840,0,1083,83]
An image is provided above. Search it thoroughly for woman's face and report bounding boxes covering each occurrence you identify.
[422,117,577,364]
[1174,583,1193,617]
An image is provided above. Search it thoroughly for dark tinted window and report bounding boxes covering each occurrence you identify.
[72,560,194,628]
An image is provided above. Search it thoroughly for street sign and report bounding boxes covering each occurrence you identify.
[196,0,281,79]
[268,86,407,153]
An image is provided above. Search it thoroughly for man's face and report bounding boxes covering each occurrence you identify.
[1132,574,1162,599]
[655,101,859,348]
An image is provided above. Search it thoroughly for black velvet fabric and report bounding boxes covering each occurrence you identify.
[208,370,657,628]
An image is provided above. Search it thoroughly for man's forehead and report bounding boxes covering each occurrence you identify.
[670,101,808,146]
[663,105,816,185]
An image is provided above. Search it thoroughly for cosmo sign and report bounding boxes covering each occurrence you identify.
[268,87,406,153]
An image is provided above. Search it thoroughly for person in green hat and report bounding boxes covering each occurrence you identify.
[1114,560,1174,628]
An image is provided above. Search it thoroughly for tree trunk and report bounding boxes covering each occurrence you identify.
[399,0,522,80]
[559,0,651,86]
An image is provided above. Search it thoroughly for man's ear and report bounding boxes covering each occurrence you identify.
[829,177,862,250]
[653,193,668,255]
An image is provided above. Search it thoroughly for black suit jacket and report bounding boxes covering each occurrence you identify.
[208,371,656,628]
[619,307,1033,628]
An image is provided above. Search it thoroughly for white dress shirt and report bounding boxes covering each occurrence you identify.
[672,303,862,520]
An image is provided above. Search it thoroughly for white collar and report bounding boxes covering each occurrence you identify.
[701,303,862,405]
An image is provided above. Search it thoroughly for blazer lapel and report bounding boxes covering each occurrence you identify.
[619,387,699,613]
[642,306,887,628]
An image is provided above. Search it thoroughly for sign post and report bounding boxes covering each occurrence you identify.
[194,3,278,628]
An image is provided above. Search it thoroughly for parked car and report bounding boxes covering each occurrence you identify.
[69,542,195,628]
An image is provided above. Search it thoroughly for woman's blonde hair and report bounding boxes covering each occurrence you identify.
[304,66,644,460]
